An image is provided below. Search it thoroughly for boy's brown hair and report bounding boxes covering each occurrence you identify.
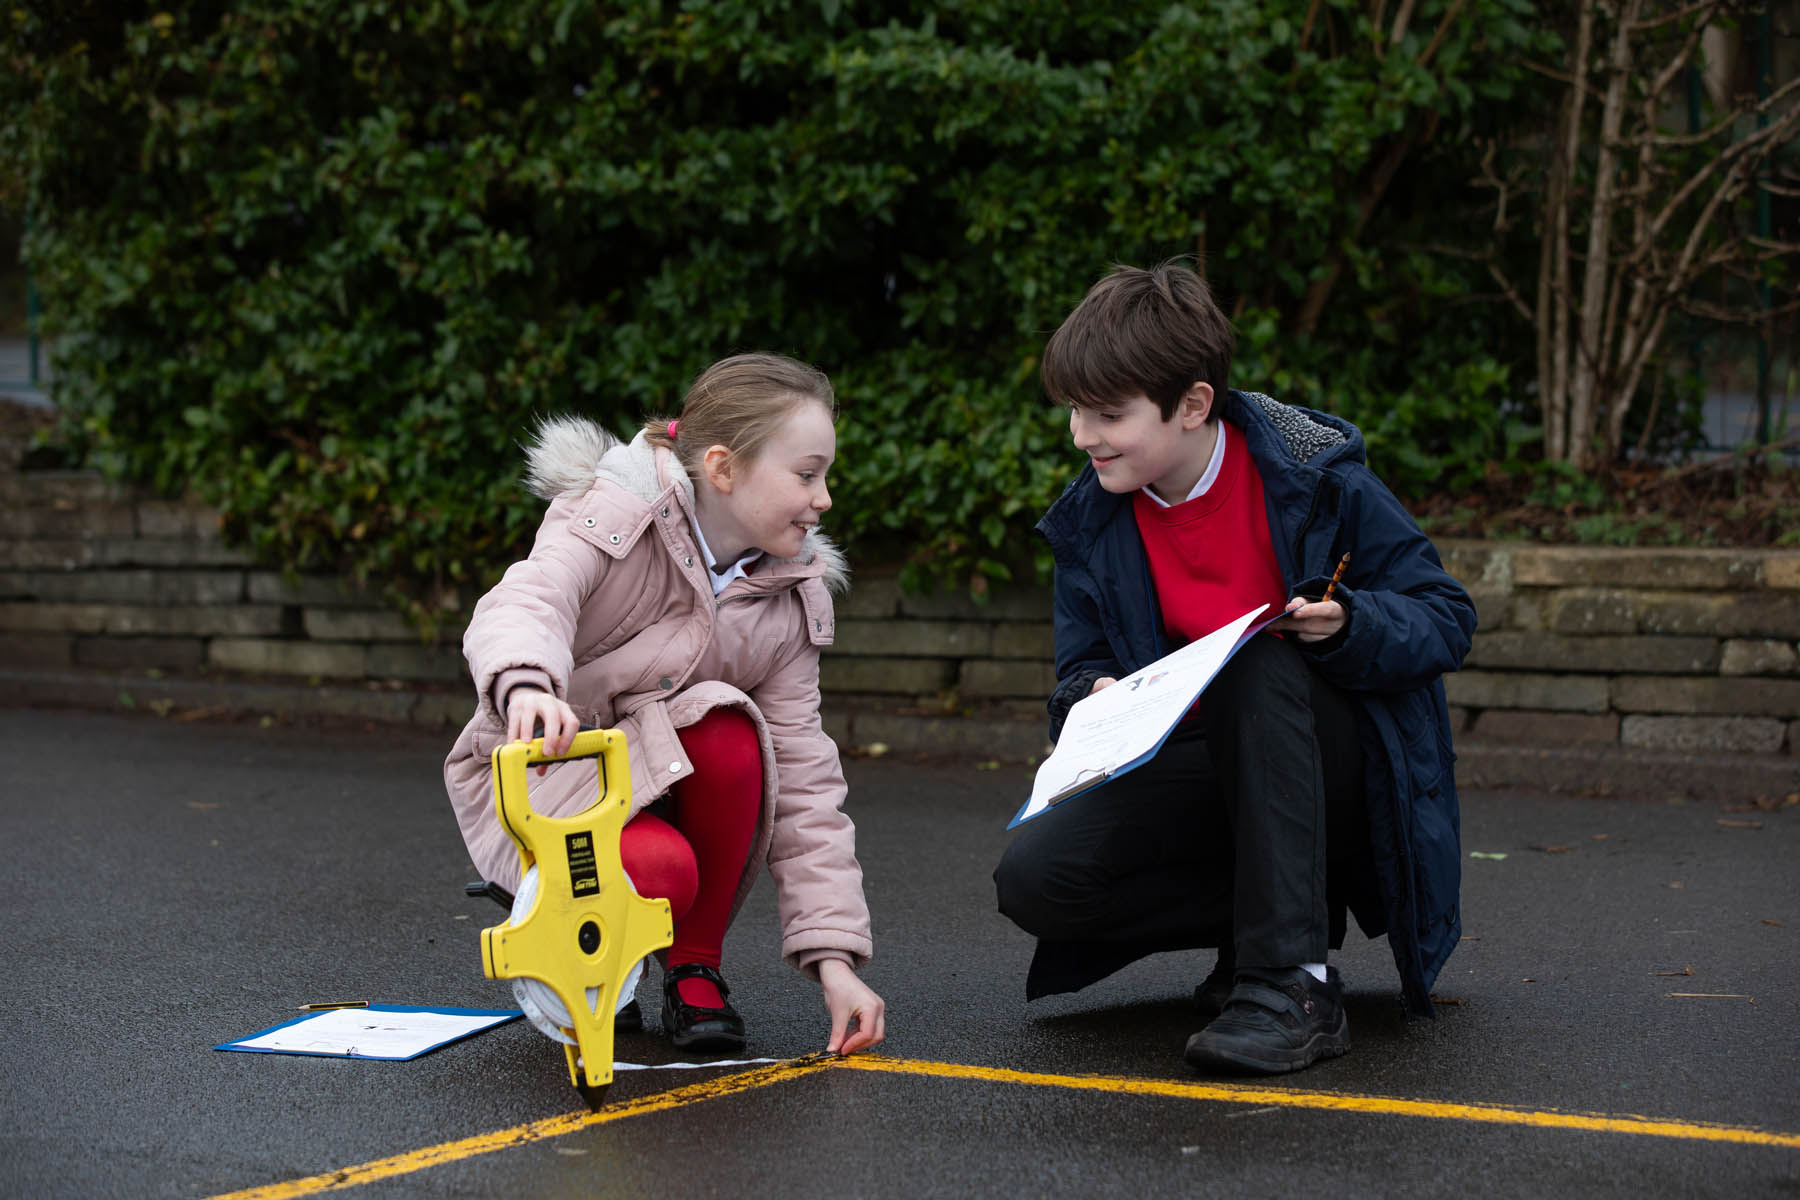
[1040,260,1235,420]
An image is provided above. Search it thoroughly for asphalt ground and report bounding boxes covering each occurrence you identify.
[1,706,1795,1199]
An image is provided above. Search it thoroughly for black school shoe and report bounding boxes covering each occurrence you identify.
[660,963,747,1053]
[1193,948,1235,1020]
[1183,966,1350,1075]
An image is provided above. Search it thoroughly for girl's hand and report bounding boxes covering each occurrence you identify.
[1273,596,1347,643]
[818,959,886,1055]
[1090,676,1118,694]
[504,688,580,775]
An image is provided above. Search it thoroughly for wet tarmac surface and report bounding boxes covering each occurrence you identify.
[1,707,1795,1198]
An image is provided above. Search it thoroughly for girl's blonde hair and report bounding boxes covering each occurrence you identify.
[643,352,837,479]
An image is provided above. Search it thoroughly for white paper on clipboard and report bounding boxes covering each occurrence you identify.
[215,1005,520,1060]
[1009,605,1273,829]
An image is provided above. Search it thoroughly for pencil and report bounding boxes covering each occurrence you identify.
[1320,552,1351,605]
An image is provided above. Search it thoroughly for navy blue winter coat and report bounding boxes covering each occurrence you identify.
[1035,389,1477,1017]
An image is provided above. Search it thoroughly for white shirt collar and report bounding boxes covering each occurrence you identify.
[1142,421,1227,509]
[692,520,763,597]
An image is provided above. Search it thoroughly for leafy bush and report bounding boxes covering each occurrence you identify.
[4,0,1544,618]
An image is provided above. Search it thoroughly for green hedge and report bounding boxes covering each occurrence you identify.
[4,0,1544,616]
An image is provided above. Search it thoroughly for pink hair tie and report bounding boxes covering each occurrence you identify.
[666,419,680,440]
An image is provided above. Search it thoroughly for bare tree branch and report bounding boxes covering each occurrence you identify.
[1629,0,1725,34]
[1631,369,1663,461]
[1416,0,1468,69]
[1741,72,1800,120]
[1488,262,1537,324]
[1389,0,1419,47]
[1678,294,1800,323]
[1637,435,1800,487]
[1517,0,1800,466]
[1611,304,1668,453]
[1545,2,1596,462]
[1570,0,1642,467]
[1440,291,1523,309]
[1642,2,1713,109]
[1296,0,1324,58]
[1522,57,1593,93]
[1647,101,1800,248]
[1688,240,1750,274]
[1473,137,1521,233]
[1413,241,1488,261]
[1644,74,1800,147]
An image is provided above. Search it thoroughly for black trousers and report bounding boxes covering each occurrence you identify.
[994,633,1376,997]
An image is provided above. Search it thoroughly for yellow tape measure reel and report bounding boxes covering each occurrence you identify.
[480,728,673,1089]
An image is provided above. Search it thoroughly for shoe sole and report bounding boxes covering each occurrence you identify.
[665,1028,747,1053]
[660,1004,747,1053]
[1183,1015,1350,1075]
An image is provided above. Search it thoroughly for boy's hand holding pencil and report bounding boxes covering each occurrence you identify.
[1275,552,1350,643]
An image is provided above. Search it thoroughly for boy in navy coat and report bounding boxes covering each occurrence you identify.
[994,262,1476,1074]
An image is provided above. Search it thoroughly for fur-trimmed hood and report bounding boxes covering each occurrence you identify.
[522,413,628,501]
[521,415,849,595]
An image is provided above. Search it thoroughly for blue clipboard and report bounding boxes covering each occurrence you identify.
[214,1004,521,1061]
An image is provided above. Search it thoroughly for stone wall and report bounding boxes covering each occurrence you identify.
[2,458,1796,762]
[0,471,459,671]
[1440,542,1799,757]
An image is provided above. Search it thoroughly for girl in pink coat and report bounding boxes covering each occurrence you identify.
[443,353,885,1056]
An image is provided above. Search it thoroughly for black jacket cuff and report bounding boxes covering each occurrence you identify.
[1047,667,1107,742]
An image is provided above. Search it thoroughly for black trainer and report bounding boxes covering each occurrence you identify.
[1184,965,1349,1075]
[1192,948,1235,1020]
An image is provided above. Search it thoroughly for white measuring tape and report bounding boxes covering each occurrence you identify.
[506,864,646,1046]
[506,866,781,1070]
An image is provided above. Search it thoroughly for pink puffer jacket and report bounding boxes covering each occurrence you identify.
[442,419,870,971]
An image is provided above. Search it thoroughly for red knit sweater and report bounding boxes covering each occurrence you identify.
[1132,422,1287,645]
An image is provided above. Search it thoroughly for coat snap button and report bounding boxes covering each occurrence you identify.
[658,677,673,690]
[684,555,694,566]
[660,506,670,518]
[668,761,682,773]
[583,517,595,527]
[609,534,622,545]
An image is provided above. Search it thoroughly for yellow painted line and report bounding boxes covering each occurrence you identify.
[203,1055,835,1200]
[834,1056,1800,1149]
[206,1049,1799,1199]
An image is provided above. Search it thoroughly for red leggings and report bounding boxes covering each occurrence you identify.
[618,708,761,1008]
